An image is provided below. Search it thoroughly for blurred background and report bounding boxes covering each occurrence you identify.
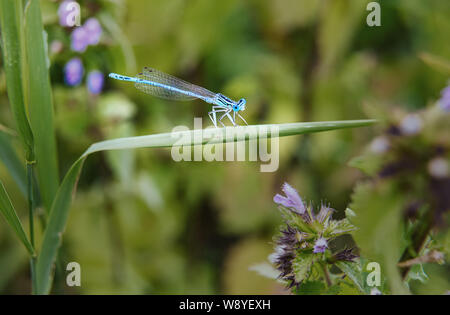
[0,0,449,294]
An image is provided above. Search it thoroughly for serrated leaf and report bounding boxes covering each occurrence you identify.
[292,252,314,284]
[336,260,370,294]
[278,206,313,233]
[324,218,357,238]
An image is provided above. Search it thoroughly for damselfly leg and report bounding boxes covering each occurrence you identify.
[219,109,236,126]
[208,106,229,127]
[237,112,248,125]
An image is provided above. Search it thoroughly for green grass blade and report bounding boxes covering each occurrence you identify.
[0,0,34,160]
[36,119,376,294]
[419,52,450,74]
[24,0,59,212]
[0,131,27,196]
[35,159,84,294]
[0,178,35,256]
[84,120,377,155]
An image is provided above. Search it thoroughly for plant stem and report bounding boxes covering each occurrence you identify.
[27,163,35,247]
[30,256,37,295]
[27,162,37,294]
[322,264,332,288]
[399,209,433,280]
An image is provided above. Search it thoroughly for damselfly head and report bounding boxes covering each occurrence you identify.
[237,98,246,111]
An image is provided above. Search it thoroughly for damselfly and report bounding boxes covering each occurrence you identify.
[109,67,247,127]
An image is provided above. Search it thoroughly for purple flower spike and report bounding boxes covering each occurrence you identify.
[273,183,306,214]
[313,238,328,253]
[64,58,84,86]
[71,26,89,52]
[399,114,422,135]
[87,71,104,94]
[58,1,79,27]
[83,18,102,46]
[439,85,450,112]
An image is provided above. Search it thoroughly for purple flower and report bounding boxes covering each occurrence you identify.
[71,26,89,52]
[83,18,102,45]
[427,157,449,179]
[70,18,102,52]
[331,247,358,262]
[273,183,306,214]
[370,136,390,154]
[399,114,422,136]
[58,1,79,27]
[64,58,84,86]
[313,238,328,253]
[87,71,104,94]
[439,85,450,112]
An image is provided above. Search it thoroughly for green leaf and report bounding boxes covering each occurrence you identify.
[336,260,370,294]
[35,119,376,294]
[349,181,409,294]
[278,206,314,234]
[292,252,314,284]
[348,153,384,176]
[0,179,35,256]
[0,131,27,196]
[24,0,59,212]
[36,159,84,294]
[407,264,428,283]
[323,218,357,238]
[0,0,34,160]
[295,280,325,295]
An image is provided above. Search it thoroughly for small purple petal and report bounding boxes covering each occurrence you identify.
[282,183,306,214]
[427,157,449,179]
[87,71,104,94]
[370,136,390,154]
[274,183,306,214]
[316,205,333,223]
[439,86,450,112]
[399,114,422,136]
[441,86,450,98]
[64,58,84,86]
[313,238,328,253]
[273,194,292,207]
[71,27,89,52]
[83,18,102,46]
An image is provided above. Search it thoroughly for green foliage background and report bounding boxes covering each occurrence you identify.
[0,0,449,294]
